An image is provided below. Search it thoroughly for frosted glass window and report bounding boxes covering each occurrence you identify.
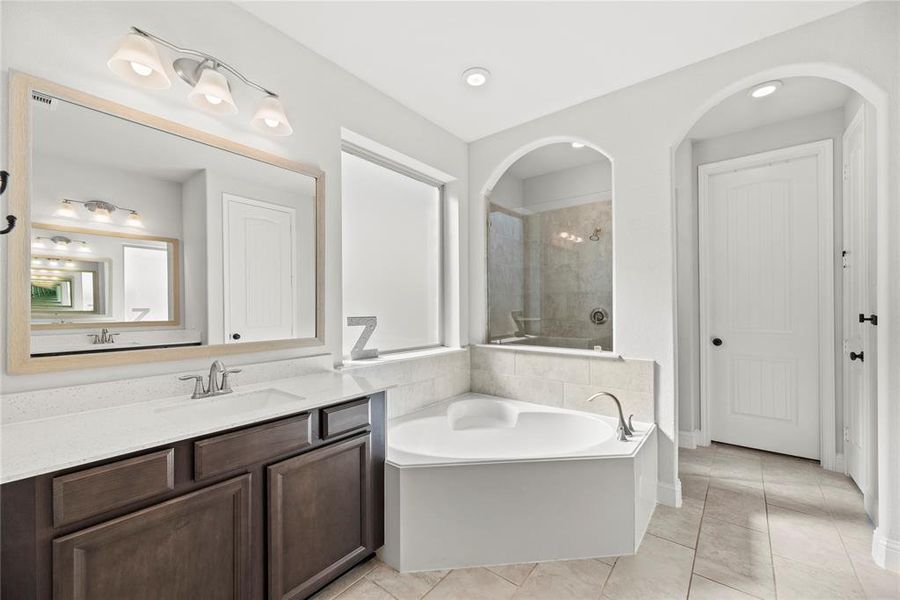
[123,245,169,321]
[342,151,442,355]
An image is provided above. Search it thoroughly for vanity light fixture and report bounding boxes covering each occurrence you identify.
[749,80,783,98]
[108,27,294,136]
[462,67,490,87]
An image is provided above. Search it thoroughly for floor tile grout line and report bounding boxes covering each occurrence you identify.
[817,478,870,595]
[761,469,780,600]
[685,457,712,600]
[486,562,536,587]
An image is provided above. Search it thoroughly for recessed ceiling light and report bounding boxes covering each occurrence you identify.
[462,67,490,87]
[571,142,585,149]
[749,80,783,98]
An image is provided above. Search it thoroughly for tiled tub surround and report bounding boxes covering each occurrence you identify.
[339,348,470,419]
[470,345,655,423]
[383,394,657,572]
[313,443,898,600]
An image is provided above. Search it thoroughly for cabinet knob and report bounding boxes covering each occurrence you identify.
[232,333,241,340]
[712,337,723,347]
[849,351,864,362]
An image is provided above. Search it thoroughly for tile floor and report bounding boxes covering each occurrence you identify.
[313,443,899,600]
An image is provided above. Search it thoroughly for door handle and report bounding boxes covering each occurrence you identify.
[849,351,864,362]
[858,314,878,326]
[711,337,723,347]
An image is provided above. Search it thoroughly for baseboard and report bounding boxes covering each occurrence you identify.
[872,527,900,572]
[678,430,700,449]
[832,453,846,474]
[658,479,682,508]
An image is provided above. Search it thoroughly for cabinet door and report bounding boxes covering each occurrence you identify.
[53,474,251,600]
[268,433,372,600]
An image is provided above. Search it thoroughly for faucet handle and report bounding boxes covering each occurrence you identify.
[220,368,242,393]
[628,414,635,432]
[179,375,206,399]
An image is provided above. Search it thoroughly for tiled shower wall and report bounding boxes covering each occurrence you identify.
[469,345,655,422]
[525,201,613,349]
[487,208,525,339]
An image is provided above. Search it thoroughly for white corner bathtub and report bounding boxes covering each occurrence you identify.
[382,394,657,572]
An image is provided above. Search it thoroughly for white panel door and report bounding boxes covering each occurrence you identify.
[842,108,872,490]
[703,151,823,459]
[224,194,296,343]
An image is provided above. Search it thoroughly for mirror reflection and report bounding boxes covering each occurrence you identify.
[29,93,318,356]
[486,143,613,351]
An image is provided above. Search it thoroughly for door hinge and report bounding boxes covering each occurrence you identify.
[843,426,850,442]
[842,164,850,180]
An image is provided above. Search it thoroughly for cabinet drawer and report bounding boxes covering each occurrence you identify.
[194,414,311,480]
[320,398,371,439]
[52,449,175,527]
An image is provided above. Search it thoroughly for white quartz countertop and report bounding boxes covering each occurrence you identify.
[0,371,392,484]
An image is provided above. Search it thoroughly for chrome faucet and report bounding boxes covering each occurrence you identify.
[87,328,119,344]
[179,360,242,399]
[586,391,635,441]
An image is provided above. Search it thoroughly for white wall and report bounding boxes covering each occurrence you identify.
[490,172,524,211]
[679,108,846,448]
[522,161,611,211]
[0,0,468,393]
[468,2,900,506]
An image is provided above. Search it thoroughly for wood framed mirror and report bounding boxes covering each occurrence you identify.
[7,72,325,373]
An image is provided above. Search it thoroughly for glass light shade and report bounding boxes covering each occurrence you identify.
[91,206,112,223]
[188,68,238,115]
[107,33,171,90]
[55,199,78,218]
[251,96,293,136]
[126,211,144,227]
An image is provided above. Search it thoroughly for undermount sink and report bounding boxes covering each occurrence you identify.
[155,388,304,415]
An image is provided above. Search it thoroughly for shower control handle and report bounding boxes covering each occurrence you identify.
[712,337,723,347]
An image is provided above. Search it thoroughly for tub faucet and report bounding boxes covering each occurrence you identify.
[586,392,634,441]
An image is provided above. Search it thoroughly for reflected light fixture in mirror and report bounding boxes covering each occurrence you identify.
[107,33,171,90]
[107,27,293,136]
[56,198,143,227]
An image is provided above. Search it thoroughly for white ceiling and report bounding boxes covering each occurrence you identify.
[240,1,856,141]
[689,76,853,140]
[507,143,608,180]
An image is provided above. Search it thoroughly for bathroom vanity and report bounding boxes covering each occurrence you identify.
[0,390,386,600]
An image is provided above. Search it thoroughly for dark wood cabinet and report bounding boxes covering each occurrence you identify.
[53,475,251,600]
[268,433,372,600]
[1,392,385,600]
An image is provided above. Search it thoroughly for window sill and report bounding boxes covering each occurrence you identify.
[474,343,622,360]
[338,346,466,370]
